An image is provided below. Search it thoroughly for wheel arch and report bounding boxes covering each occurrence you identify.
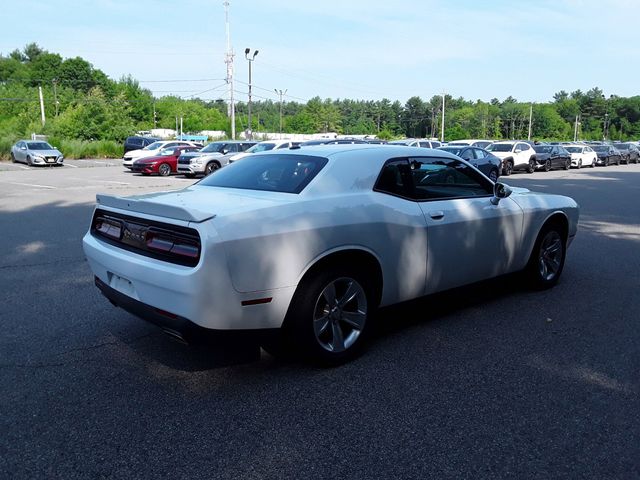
[525,211,569,262]
[295,247,384,309]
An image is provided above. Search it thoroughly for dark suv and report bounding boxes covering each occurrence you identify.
[123,136,160,154]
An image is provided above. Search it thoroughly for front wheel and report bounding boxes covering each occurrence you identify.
[544,159,551,172]
[277,265,375,366]
[27,156,32,166]
[577,159,582,169]
[205,162,220,175]
[10,153,16,163]
[591,157,596,168]
[502,160,513,176]
[563,159,570,170]
[158,163,171,176]
[488,168,499,183]
[525,223,566,290]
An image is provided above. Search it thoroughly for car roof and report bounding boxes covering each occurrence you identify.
[259,143,460,160]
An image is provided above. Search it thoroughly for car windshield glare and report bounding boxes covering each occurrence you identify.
[201,143,226,153]
[144,142,163,150]
[198,154,327,194]
[27,142,53,150]
[159,149,175,156]
[247,143,277,153]
[487,144,513,152]
[533,146,552,153]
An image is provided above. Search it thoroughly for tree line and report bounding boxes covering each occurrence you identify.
[2,43,640,144]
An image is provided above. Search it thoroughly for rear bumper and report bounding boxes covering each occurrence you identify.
[94,276,274,344]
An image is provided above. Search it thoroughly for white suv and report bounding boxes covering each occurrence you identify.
[122,141,199,169]
[227,139,299,164]
[486,141,537,175]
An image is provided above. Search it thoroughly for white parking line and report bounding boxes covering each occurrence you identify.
[63,163,79,168]
[10,182,57,189]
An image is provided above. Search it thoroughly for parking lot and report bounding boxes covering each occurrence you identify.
[1,162,639,478]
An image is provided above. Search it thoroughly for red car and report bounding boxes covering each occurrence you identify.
[131,145,200,176]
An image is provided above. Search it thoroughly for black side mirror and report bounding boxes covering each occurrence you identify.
[491,182,512,205]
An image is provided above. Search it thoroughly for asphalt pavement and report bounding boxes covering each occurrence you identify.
[0,162,638,479]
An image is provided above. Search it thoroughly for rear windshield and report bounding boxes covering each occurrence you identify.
[198,154,328,194]
[533,146,552,153]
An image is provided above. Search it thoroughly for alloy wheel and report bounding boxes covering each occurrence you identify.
[313,277,367,353]
[538,231,563,282]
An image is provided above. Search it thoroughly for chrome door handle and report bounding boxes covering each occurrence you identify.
[429,211,445,220]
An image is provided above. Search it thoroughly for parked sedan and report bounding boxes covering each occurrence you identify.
[532,145,571,171]
[123,140,199,169]
[10,140,64,166]
[83,145,578,366]
[564,144,597,168]
[130,145,200,176]
[592,145,622,166]
[437,145,502,181]
[612,143,639,164]
[388,138,442,148]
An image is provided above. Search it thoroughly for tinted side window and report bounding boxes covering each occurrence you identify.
[459,149,474,161]
[374,160,410,197]
[275,143,290,149]
[409,156,493,200]
[474,149,486,159]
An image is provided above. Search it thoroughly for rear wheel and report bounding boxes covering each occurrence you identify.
[267,265,375,366]
[563,159,570,170]
[527,158,536,174]
[525,222,566,290]
[577,159,582,169]
[591,157,596,168]
[158,163,171,176]
[488,168,499,182]
[502,160,513,176]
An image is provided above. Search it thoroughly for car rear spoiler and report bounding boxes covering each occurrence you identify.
[96,194,215,223]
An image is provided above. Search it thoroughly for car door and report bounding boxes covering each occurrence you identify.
[408,156,524,293]
[515,143,532,168]
[15,142,26,162]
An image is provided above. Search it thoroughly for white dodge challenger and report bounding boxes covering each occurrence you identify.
[83,145,579,365]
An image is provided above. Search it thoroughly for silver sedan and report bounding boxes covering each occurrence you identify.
[10,140,64,166]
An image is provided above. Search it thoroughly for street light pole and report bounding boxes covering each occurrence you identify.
[440,91,446,143]
[245,48,258,140]
[274,88,287,137]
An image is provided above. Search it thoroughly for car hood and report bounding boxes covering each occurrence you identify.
[95,186,295,223]
[30,149,62,156]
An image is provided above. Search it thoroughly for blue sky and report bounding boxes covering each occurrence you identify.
[2,0,638,105]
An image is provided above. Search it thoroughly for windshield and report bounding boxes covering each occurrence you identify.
[246,143,277,153]
[592,146,608,153]
[486,143,514,152]
[615,143,630,150]
[438,146,463,155]
[159,148,176,156]
[27,142,53,150]
[198,154,327,194]
[201,142,227,153]
[143,142,163,150]
[533,146,552,153]
[565,147,582,153]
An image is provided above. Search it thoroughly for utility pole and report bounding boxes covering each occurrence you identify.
[52,79,59,116]
[175,117,178,137]
[38,86,46,127]
[180,116,183,139]
[274,88,287,137]
[153,102,157,129]
[245,48,258,140]
[223,1,236,139]
[574,114,580,141]
[440,91,446,142]
[528,103,533,140]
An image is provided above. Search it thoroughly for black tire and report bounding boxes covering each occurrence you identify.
[591,158,596,168]
[274,265,375,366]
[527,158,536,174]
[10,152,16,163]
[27,156,32,166]
[502,160,513,176]
[605,159,610,167]
[488,168,499,183]
[563,159,570,170]
[544,159,551,172]
[205,161,220,175]
[524,222,566,290]
[158,163,171,176]
[577,159,582,169]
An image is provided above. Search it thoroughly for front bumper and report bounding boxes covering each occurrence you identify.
[177,162,206,175]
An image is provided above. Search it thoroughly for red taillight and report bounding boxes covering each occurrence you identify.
[94,217,122,240]
[146,232,200,260]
